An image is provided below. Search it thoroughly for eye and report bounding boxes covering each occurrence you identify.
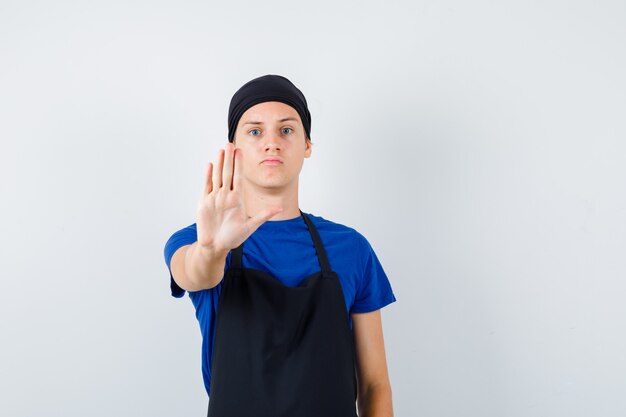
[249,128,261,136]
[281,127,293,135]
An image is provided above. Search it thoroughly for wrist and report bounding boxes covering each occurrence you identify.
[195,241,229,260]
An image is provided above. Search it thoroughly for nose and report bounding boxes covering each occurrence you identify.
[263,132,281,152]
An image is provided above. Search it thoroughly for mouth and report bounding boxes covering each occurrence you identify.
[261,158,283,166]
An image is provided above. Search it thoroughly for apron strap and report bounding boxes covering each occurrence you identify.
[231,244,243,269]
[230,211,332,273]
[300,210,332,273]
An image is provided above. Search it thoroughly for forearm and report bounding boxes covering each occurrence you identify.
[184,242,229,290]
[357,382,393,417]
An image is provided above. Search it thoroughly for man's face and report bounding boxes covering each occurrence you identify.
[233,101,312,191]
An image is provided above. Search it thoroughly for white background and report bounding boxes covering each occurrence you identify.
[1,1,625,416]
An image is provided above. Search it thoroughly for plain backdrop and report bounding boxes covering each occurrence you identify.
[1,1,625,416]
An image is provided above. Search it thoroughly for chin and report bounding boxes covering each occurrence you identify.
[260,181,288,189]
[255,176,293,190]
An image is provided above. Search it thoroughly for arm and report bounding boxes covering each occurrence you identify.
[352,309,394,417]
[170,242,229,291]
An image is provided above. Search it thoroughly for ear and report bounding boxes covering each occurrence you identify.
[304,138,312,158]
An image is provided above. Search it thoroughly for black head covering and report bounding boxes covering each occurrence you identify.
[227,74,311,142]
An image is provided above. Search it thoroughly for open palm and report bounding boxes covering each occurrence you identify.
[196,143,282,253]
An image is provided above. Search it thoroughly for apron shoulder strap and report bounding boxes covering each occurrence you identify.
[300,210,332,273]
[231,244,243,269]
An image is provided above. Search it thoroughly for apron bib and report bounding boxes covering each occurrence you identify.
[207,211,358,417]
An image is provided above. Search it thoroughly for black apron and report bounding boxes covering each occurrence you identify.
[207,211,358,417]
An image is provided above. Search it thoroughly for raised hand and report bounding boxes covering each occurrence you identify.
[196,143,283,254]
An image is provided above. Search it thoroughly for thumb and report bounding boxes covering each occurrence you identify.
[245,206,283,232]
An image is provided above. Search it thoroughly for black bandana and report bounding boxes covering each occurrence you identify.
[227,74,311,142]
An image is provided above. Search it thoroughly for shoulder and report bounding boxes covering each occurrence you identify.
[306,212,361,234]
[165,223,198,245]
[164,223,198,264]
[305,213,370,250]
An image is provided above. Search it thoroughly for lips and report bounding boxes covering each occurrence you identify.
[261,158,283,165]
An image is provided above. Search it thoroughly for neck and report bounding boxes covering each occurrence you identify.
[243,179,302,221]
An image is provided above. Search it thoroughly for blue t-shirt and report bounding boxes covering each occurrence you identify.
[163,212,396,396]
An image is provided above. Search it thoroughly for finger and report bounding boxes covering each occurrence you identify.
[245,206,283,232]
[203,162,213,194]
[222,143,235,191]
[212,149,225,191]
[233,147,243,191]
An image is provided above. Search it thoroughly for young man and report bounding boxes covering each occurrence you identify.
[164,75,396,417]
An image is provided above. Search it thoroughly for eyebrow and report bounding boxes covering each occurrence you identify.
[242,117,299,126]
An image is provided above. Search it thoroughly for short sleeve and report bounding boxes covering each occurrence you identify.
[163,224,198,298]
[350,237,397,313]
